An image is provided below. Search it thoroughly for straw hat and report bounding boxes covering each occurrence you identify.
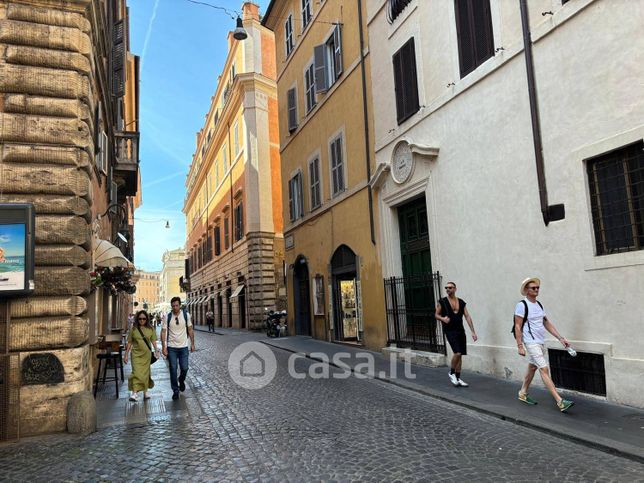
[520,277,541,296]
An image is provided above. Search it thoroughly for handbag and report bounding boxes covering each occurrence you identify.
[136,326,158,365]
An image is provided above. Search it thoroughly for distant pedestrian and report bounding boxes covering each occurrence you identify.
[124,310,159,402]
[206,310,215,332]
[161,297,195,400]
[435,282,477,387]
[514,277,574,412]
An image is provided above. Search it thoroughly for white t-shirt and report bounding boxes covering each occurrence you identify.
[166,310,192,348]
[514,298,546,344]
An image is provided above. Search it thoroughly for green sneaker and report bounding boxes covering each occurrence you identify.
[558,399,575,412]
[518,392,537,405]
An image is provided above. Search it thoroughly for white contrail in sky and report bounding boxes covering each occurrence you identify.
[143,171,185,189]
[141,0,161,72]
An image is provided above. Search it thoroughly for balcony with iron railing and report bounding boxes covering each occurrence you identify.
[114,131,140,196]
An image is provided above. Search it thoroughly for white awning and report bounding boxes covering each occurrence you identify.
[230,284,245,299]
[94,239,130,268]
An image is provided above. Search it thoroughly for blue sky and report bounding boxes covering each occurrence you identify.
[130,0,270,271]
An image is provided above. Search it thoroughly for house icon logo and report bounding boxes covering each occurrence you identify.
[228,341,276,389]
[240,351,265,378]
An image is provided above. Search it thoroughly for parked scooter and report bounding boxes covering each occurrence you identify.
[265,308,288,338]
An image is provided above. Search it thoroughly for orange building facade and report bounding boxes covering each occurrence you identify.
[183,2,285,330]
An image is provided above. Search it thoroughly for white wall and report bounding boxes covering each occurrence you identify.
[368,0,644,407]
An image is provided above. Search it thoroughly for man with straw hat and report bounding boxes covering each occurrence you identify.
[514,277,574,412]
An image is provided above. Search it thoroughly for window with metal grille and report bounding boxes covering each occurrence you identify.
[309,157,321,210]
[454,0,494,78]
[387,0,413,23]
[392,37,420,125]
[305,63,316,113]
[214,226,221,256]
[548,349,606,396]
[285,14,294,56]
[289,172,304,221]
[587,141,644,255]
[234,202,244,241]
[301,0,312,29]
[330,135,345,196]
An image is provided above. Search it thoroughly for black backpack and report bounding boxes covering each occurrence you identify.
[511,300,543,339]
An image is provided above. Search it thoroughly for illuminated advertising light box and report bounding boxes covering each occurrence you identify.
[0,204,35,297]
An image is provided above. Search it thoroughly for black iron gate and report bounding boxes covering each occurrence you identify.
[384,272,445,354]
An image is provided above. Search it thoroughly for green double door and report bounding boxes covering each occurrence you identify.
[398,197,432,278]
[397,196,439,350]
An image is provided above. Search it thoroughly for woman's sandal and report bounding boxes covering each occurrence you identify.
[143,393,151,400]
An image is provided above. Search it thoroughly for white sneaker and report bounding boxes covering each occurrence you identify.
[448,372,459,386]
[457,378,469,387]
[129,392,138,402]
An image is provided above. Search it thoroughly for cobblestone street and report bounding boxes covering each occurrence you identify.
[1,331,643,482]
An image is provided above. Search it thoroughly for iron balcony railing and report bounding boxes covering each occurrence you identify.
[384,272,445,354]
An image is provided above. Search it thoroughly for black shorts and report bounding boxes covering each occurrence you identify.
[445,330,467,355]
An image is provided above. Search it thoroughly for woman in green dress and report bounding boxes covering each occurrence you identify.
[124,310,160,402]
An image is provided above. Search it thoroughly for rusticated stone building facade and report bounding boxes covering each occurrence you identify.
[0,0,140,438]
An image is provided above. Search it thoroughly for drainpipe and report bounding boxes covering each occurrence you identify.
[519,0,564,226]
[357,0,376,244]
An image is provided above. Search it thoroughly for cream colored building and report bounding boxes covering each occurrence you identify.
[133,270,160,311]
[159,249,185,305]
[367,0,644,407]
[183,2,284,329]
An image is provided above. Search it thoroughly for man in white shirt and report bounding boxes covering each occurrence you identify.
[161,297,195,400]
[514,277,574,412]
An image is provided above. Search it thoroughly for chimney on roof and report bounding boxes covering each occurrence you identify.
[242,2,260,21]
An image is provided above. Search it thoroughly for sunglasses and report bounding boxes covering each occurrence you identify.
[528,286,540,290]
[138,317,148,321]
[445,286,455,290]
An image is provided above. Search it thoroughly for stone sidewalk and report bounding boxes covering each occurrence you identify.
[252,332,644,463]
[94,333,202,428]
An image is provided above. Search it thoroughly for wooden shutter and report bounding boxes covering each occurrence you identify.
[455,0,493,78]
[392,49,405,123]
[335,138,344,192]
[402,38,419,119]
[287,88,298,132]
[314,44,329,93]
[288,177,295,221]
[297,172,304,217]
[393,38,419,124]
[333,24,343,78]
[112,19,126,97]
[214,226,221,256]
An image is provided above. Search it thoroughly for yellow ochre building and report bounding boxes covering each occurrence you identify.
[263,0,385,348]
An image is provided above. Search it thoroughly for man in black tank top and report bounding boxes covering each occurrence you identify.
[435,282,478,387]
